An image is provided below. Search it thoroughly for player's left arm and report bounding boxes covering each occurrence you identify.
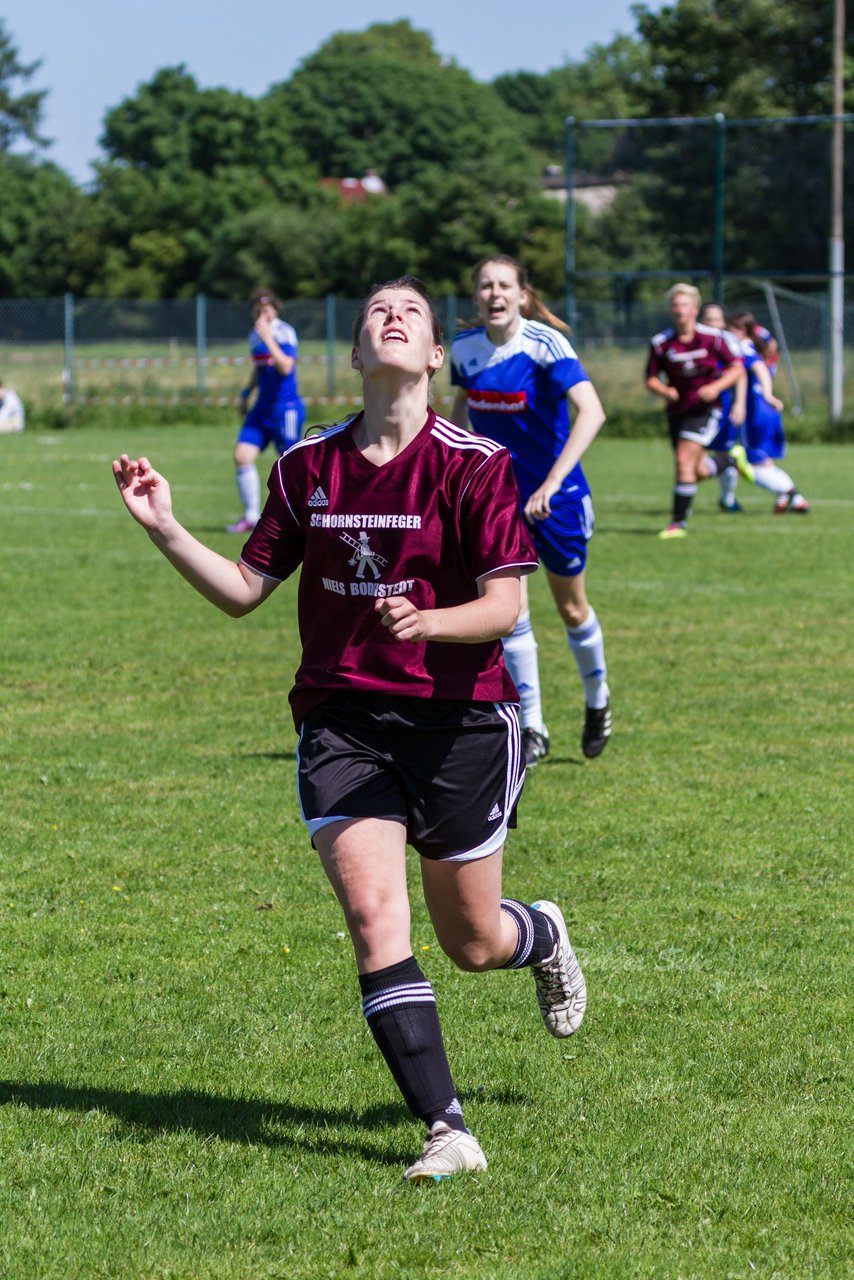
[697,338,742,403]
[697,362,742,402]
[524,380,605,523]
[376,568,521,644]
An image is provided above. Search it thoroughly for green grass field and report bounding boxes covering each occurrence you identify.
[1,425,852,1279]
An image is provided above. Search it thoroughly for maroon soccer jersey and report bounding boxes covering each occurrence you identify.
[646,323,737,415]
[240,408,539,728]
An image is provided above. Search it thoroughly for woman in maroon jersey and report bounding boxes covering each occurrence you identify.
[646,283,746,539]
[112,276,587,1183]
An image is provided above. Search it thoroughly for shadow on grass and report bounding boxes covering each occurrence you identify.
[0,1079,412,1165]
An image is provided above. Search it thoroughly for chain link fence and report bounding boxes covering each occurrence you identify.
[562,275,854,431]
[0,295,462,415]
[0,286,851,430]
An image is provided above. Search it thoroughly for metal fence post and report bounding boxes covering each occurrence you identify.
[326,294,337,398]
[196,293,207,398]
[63,293,74,406]
[713,113,726,302]
[565,116,577,335]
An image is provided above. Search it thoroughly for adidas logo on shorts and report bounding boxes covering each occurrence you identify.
[308,486,329,508]
[487,803,502,822]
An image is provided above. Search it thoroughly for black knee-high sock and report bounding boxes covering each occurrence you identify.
[359,955,466,1132]
[672,483,697,525]
[499,899,558,968]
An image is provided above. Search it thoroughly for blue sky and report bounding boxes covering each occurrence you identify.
[4,0,663,182]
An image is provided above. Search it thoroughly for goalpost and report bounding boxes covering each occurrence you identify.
[565,112,853,424]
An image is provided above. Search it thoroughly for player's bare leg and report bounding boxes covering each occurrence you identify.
[545,568,611,758]
[423,852,587,1037]
[502,575,549,767]
[661,437,708,538]
[315,818,479,1177]
[228,440,261,532]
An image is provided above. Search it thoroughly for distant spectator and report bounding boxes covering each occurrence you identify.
[0,377,25,433]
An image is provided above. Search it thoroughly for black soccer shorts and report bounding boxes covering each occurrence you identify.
[297,692,525,861]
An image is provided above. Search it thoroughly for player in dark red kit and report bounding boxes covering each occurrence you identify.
[112,276,587,1183]
[646,283,748,539]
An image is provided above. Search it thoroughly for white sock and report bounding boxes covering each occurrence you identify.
[718,468,738,505]
[502,611,544,732]
[236,464,261,521]
[752,464,794,496]
[566,606,609,710]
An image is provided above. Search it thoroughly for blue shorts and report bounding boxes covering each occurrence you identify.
[708,391,736,452]
[745,398,785,463]
[238,399,306,454]
[525,488,594,578]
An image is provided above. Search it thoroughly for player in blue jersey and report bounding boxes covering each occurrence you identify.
[726,312,809,514]
[227,288,306,533]
[450,255,611,765]
[699,303,748,512]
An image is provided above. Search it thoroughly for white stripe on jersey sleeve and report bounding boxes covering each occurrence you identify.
[272,319,298,348]
[431,415,503,458]
[650,327,676,351]
[521,319,578,364]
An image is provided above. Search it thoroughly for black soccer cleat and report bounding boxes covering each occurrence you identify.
[582,701,611,759]
[522,726,550,769]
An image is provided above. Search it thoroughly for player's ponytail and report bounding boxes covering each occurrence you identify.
[727,309,768,357]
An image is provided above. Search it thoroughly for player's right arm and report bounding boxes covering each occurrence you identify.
[112,454,278,617]
[645,344,678,403]
[730,368,748,425]
[645,374,679,403]
[751,360,784,412]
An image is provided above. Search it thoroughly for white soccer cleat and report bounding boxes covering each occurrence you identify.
[529,900,587,1037]
[403,1122,488,1182]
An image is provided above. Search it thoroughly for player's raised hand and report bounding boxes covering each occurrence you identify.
[376,595,430,642]
[254,312,274,345]
[112,455,173,532]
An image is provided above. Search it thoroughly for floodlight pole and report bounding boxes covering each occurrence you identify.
[829,0,845,425]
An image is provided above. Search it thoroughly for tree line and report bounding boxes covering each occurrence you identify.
[0,2,850,301]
